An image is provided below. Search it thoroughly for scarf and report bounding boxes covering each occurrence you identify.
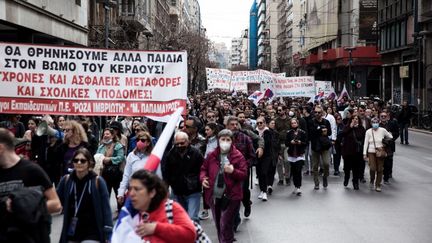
[256,126,269,137]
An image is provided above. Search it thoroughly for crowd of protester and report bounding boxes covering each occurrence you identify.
[0,91,414,243]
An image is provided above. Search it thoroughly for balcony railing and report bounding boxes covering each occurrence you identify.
[119,3,152,32]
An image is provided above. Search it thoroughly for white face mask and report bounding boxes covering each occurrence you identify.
[288,111,295,117]
[219,141,232,153]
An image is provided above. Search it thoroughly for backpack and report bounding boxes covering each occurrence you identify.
[164,199,211,243]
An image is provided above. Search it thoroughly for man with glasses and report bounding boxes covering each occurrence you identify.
[163,131,204,223]
[182,117,206,155]
[379,111,399,184]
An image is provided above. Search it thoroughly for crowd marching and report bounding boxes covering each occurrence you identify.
[0,91,415,243]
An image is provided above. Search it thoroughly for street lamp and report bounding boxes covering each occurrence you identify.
[344,46,356,97]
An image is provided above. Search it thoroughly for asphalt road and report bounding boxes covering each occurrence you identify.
[50,130,432,243]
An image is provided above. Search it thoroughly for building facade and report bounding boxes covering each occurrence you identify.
[257,0,278,72]
[0,0,88,45]
[231,38,242,67]
[298,0,381,97]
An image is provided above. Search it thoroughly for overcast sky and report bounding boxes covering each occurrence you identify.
[199,0,252,49]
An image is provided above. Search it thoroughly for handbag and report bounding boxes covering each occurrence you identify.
[372,131,387,158]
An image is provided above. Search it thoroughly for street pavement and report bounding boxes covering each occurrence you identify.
[50,130,432,243]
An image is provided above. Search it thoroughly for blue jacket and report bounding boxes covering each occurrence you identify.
[56,171,112,243]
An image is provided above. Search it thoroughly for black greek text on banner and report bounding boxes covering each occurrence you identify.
[0,43,188,122]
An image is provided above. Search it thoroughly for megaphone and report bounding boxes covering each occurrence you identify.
[36,121,58,136]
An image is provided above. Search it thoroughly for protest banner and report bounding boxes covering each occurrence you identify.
[231,70,260,93]
[0,43,188,122]
[315,80,335,97]
[206,68,231,91]
[273,76,315,97]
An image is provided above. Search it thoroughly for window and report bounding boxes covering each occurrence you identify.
[380,28,386,50]
[75,0,81,6]
[400,20,406,46]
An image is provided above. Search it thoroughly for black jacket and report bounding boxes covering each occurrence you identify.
[310,118,332,152]
[163,146,204,196]
[285,128,308,157]
[341,125,366,156]
[380,119,399,153]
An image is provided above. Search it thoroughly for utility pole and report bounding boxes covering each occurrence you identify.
[345,47,356,97]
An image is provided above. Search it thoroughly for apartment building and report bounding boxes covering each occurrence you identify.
[257,0,278,72]
[231,38,242,67]
[379,0,432,107]
[0,0,88,45]
[298,0,381,97]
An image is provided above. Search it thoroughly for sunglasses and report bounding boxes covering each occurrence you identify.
[72,158,88,163]
[207,115,215,118]
[138,138,150,143]
[257,122,264,125]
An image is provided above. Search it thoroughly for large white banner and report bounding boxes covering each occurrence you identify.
[205,68,231,91]
[273,76,315,97]
[231,70,260,93]
[0,43,188,120]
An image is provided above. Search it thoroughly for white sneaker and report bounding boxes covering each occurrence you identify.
[258,191,264,199]
[296,188,302,196]
[262,192,268,201]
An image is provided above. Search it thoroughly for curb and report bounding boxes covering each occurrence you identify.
[408,128,432,135]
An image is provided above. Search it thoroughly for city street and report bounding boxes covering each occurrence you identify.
[50,130,432,243]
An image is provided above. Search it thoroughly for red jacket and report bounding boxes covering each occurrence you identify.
[200,146,248,205]
[141,199,196,243]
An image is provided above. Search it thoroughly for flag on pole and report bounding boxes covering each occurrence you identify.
[337,84,350,104]
[144,107,184,172]
[248,90,263,106]
[112,107,184,243]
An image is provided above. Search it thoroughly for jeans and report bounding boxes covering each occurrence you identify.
[311,149,330,185]
[257,157,272,192]
[342,154,362,185]
[383,155,394,181]
[276,145,291,180]
[304,143,311,172]
[333,150,342,172]
[399,123,409,143]
[289,160,303,188]
[172,192,201,223]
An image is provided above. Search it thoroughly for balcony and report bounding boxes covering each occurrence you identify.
[119,3,152,32]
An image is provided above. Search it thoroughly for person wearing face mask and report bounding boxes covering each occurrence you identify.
[117,131,154,206]
[163,132,204,223]
[200,129,248,243]
[363,117,393,192]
